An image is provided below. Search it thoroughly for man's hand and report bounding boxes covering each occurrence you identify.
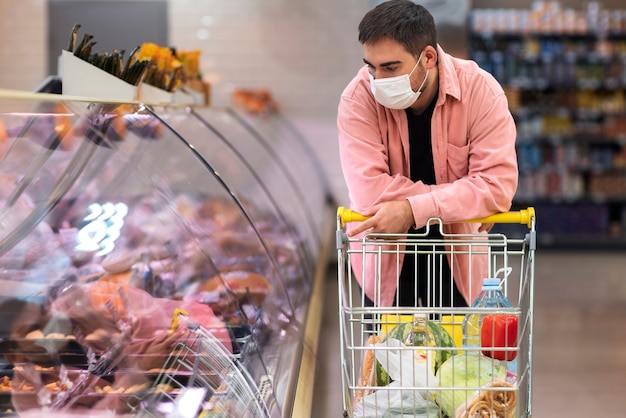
[348,200,414,237]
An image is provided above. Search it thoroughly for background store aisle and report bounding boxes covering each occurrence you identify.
[312,251,626,417]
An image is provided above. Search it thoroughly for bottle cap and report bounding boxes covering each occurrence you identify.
[482,277,502,289]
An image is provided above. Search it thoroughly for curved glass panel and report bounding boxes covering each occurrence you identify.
[149,105,311,416]
[230,109,331,248]
[0,95,319,417]
[192,108,322,264]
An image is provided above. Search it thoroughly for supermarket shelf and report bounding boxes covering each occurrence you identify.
[470,4,626,249]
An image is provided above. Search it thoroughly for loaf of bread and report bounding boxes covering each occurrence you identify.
[354,335,382,406]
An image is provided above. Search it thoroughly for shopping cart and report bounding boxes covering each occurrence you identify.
[336,207,536,418]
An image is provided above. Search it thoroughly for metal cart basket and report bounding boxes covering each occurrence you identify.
[336,208,536,418]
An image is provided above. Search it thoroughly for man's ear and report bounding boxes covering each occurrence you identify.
[424,46,438,69]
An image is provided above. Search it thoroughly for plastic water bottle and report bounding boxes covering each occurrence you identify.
[462,277,512,348]
[462,276,517,373]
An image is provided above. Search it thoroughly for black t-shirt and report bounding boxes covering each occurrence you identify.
[397,94,466,308]
[406,97,437,185]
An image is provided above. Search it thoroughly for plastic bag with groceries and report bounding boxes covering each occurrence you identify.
[353,338,440,418]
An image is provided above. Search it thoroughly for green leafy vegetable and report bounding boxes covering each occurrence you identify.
[434,352,506,417]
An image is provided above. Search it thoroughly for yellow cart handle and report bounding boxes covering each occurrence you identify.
[466,207,535,228]
[336,206,369,225]
[337,206,535,228]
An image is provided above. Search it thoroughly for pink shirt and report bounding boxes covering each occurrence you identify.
[337,45,518,306]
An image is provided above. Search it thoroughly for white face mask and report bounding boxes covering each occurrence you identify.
[369,52,429,110]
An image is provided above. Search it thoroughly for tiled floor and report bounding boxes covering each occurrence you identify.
[312,250,626,417]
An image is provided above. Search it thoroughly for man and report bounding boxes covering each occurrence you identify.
[337,0,518,308]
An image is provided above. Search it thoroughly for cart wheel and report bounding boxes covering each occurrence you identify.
[343,411,349,417]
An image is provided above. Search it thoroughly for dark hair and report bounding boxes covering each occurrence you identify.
[358,0,437,57]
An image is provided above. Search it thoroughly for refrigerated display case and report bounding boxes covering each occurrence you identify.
[0,89,334,417]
